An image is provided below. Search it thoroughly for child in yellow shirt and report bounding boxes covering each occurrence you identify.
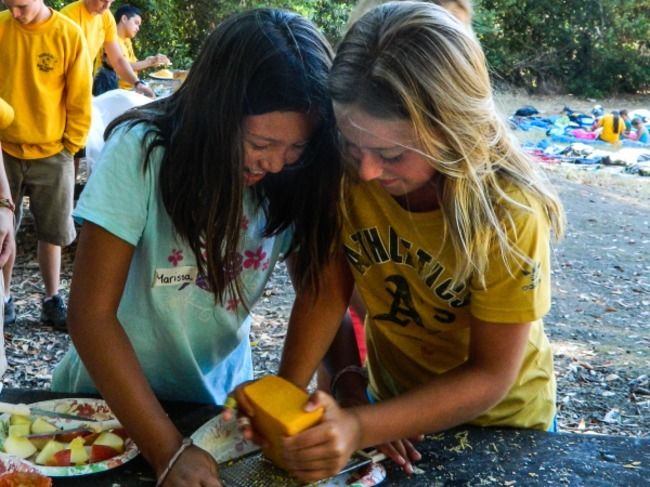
[230,3,565,482]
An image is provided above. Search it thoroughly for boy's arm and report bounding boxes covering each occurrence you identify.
[105,41,155,98]
[63,33,92,155]
[132,53,171,72]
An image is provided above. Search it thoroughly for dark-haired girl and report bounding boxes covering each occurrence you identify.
[52,9,341,486]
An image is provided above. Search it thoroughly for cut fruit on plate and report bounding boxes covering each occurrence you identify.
[0,398,138,477]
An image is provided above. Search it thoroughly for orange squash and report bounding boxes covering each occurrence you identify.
[243,375,323,469]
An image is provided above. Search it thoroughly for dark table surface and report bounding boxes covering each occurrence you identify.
[1,389,649,486]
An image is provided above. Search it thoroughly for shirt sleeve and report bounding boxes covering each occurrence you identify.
[469,195,552,324]
[63,26,92,155]
[103,11,118,44]
[73,124,154,246]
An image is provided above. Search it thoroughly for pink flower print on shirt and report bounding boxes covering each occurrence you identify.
[243,246,267,270]
[168,249,183,267]
[226,297,240,311]
[240,216,249,231]
[223,252,244,281]
[262,260,270,271]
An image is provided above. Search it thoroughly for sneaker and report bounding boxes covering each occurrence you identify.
[3,297,16,325]
[41,295,67,331]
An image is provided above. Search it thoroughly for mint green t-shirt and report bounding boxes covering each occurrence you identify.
[52,123,293,403]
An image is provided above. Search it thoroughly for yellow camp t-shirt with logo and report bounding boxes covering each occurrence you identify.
[341,180,556,431]
[0,9,91,158]
[61,0,117,65]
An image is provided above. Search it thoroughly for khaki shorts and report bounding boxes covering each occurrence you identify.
[3,150,76,246]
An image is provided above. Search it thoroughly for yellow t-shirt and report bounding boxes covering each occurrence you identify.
[341,180,556,431]
[0,9,92,159]
[61,0,117,65]
[597,114,625,144]
[0,97,14,130]
[117,36,137,89]
[94,37,136,88]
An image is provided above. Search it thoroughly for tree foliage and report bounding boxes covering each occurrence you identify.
[476,0,650,96]
[7,1,644,95]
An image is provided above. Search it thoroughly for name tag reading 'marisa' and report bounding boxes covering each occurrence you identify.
[153,266,198,287]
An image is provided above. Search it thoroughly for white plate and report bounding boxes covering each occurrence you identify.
[191,412,259,464]
[0,451,40,474]
[191,413,385,486]
[0,398,139,477]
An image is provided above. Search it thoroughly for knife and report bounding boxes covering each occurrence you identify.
[25,419,122,439]
[0,401,99,421]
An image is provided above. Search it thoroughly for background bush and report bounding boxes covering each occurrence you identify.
[475,0,650,97]
[8,1,650,96]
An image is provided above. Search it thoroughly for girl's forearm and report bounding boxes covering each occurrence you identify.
[68,313,182,474]
[353,363,514,449]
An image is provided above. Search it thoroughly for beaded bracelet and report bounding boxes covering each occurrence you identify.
[156,437,193,487]
[330,365,368,397]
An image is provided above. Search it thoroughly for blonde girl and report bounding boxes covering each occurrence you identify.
[232,2,565,482]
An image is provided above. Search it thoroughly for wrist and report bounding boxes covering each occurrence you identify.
[155,437,193,486]
[0,198,15,213]
[134,79,144,89]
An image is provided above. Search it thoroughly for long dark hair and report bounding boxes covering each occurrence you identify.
[107,9,341,304]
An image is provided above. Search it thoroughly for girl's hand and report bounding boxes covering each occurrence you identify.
[160,444,222,486]
[222,382,267,447]
[375,435,423,475]
[282,391,362,483]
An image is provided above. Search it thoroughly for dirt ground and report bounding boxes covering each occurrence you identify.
[2,91,649,440]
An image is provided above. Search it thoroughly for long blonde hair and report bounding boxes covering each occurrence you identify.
[331,1,565,287]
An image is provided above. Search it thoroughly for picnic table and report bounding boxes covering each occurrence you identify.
[1,389,648,486]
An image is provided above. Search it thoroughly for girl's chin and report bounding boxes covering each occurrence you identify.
[244,172,265,186]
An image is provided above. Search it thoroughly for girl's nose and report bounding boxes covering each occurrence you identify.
[357,154,384,181]
[258,152,285,173]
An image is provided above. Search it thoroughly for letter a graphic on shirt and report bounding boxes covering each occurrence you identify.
[373,274,423,327]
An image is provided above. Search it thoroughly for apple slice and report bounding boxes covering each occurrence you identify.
[3,435,37,459]
[31,417,58,435]
[93,432,124,453]
[69,437,89,465]
[90,444,120,463]
[50,449,71,466]
[34,439,65,465]
[9,414,31,426]
[8,423,31,438]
